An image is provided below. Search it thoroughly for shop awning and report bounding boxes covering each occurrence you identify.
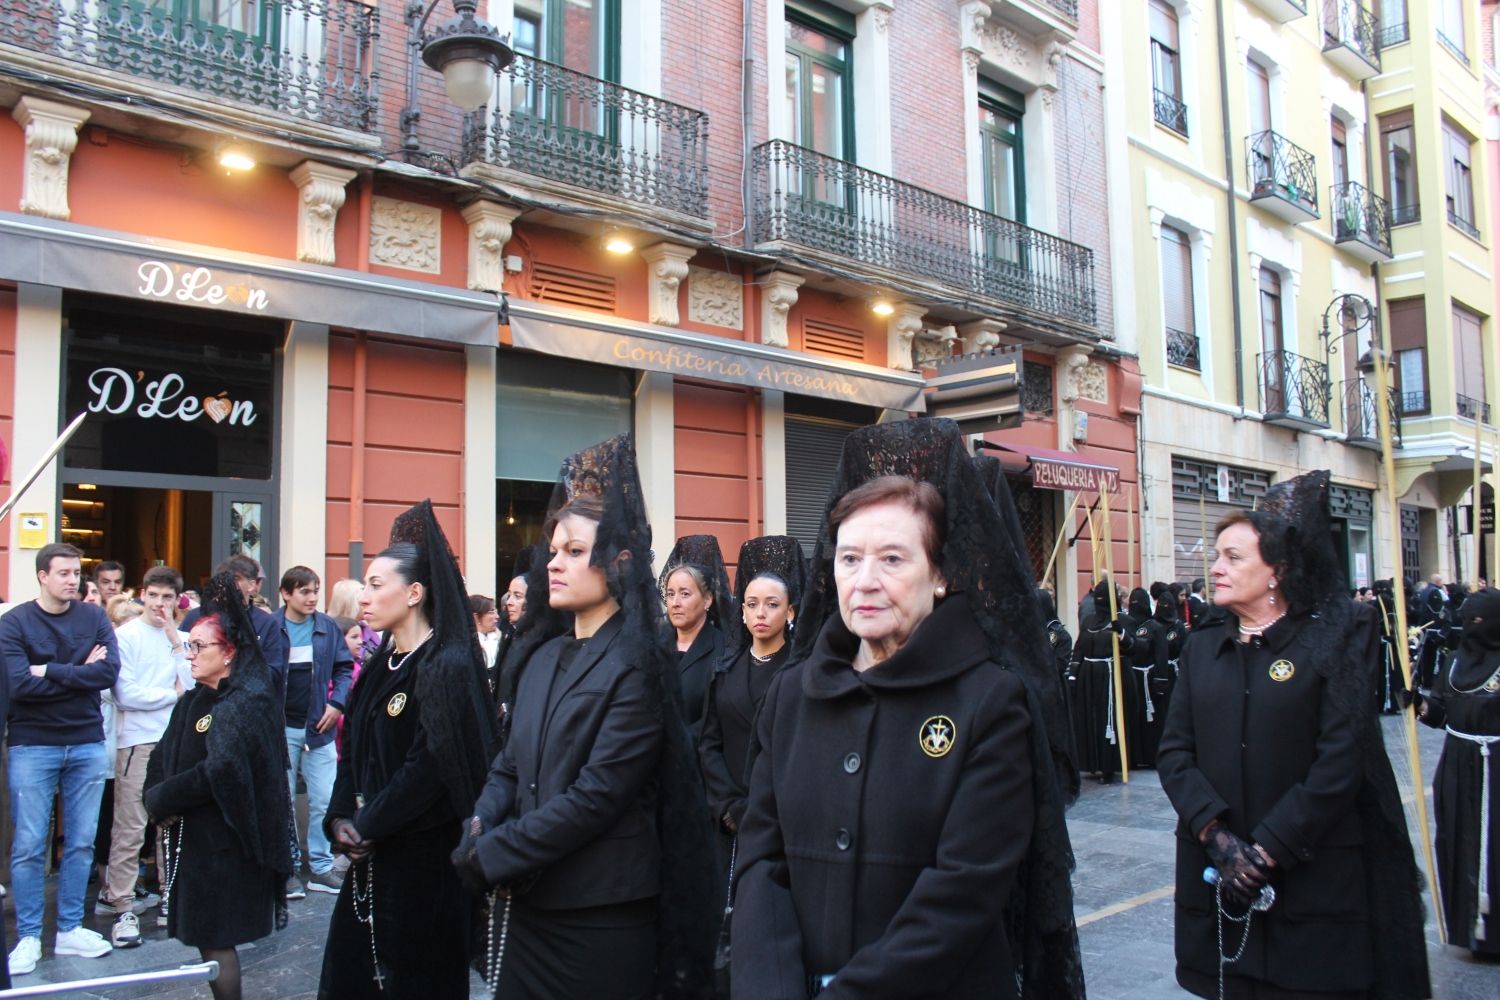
[507,301,927,412]
[984,441,1120,493]
[0,212,502,345]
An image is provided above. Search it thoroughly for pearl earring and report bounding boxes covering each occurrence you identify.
[935,584,947,599]
[1268,579,1277,606]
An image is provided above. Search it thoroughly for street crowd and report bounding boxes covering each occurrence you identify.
[0,417,1494,999]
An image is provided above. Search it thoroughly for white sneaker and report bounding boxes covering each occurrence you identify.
[110,912,142,949]
[8,936,40,976]
[55,925,111,958]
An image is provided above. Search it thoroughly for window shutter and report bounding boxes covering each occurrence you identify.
[1160,226,1194,335]
[784,416,856,554]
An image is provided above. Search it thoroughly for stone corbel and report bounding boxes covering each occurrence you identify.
[289,161,357,265]
[871,1,893,32]
[1057,345,1091,404]
[958,319,1006,355]
[915,324,958,365]
[960,0,990,52]
[12,97,90,220]
[760,271,805,347]
[1148,207,1166,241]
[888,303,927,371]
[640,242,696,326]
[460,201,523,292]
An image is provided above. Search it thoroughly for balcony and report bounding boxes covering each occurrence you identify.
[1341,378,1401,451]
[1380,21,1409,48]
[1259,350,1330,429]
[1322,0,1381,80]
[1438,30,1468,66]
[1399,389,1428,415]
[751,140,1097,331]
[1166,326,1200,370]
[462,54,710,223]
[1153,88,1188,137]
[0,0,379,134]
[989,0,1079,40]
[1457,393,1492,425]
[1246,0,1308,24]
[1390,202,1421,226]
[1248,131,1319,223]
[1331,182,1393,262]
[1447,207,1480,241]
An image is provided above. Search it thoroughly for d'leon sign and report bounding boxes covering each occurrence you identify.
[86,367,258,427]
[136,260,270,313]
[1031,457,1120,494]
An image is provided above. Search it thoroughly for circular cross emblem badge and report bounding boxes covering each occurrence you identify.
[387,692,408,717]
[194,714,212,733]
[920,715,956,758]
[1269,659,1295,683]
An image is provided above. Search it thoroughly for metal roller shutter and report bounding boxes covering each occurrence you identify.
[785,416,858,555]
[1172,495,1242,584]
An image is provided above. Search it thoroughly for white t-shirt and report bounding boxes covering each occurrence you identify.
[113,616,193,749]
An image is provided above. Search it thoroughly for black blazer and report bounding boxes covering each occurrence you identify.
[670,623,723,743]
[472,613,663,911]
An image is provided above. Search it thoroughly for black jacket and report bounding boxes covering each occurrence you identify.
[698,645,785,829]
[731,598,1034,999]
[472,613,663,910]
[669,623,722,743]
[1157,614,1373,992]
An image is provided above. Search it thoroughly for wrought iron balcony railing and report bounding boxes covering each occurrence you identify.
[0,0,379,131]
[1247,130,1319,220]
[1322,0,1381,75]
[1438,29,1469,65]
[1380,21,1409,47]
[1341,378,1400,448]
[1390,203,1420,226]
[1331,181,1392,258]
[1447,207,1480,240]
[1259,350,1331,427]
[1042,0,1079,19]
[751,140,1097,327]
[462,54,709,219]
[1399,389,1428,415]
[1457,393,1491,424]
[1153,88,1188,136]
[1166,326,1200,370]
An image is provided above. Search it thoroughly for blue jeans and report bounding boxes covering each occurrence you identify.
[8,742,108,939]
[286,729,337,875]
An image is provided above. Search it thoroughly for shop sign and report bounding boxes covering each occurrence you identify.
[135,260,270,313]
[610,337,862,399]
[84,367,258,427]
[1032,458,1120,494]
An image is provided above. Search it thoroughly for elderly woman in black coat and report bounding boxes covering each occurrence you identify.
[1158,471,1429,1000]
[145,574,292,1000]
[731,418,1082,1000]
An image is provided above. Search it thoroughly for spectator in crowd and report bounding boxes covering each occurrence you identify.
[95,561,126,603]
[470,594,502,675]
[82,577,102,606]
[329,577,380,663]
[3,542,121,976]
[107,595,142,627]
[278,566,354,899]
[100,565,189,948]
[182,556,287,700]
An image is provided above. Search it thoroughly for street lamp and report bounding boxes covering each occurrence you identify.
[402,0,515,160]
[1319,292,1379,373]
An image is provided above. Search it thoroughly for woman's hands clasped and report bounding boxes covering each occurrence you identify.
[1201,821,1273,907]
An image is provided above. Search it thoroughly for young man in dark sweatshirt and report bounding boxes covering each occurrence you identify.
[2,542,120,976]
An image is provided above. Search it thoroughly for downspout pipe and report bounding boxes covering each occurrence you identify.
[1216,0,1246,412]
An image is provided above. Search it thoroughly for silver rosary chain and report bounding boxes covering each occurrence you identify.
[350,859,385,991]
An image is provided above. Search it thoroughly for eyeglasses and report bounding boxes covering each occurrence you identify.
[184,641,223,655]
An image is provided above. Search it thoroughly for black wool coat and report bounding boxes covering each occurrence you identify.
[1157,614,1373,993]
[669,623,723,744]
[472,612,664,910]
[731,598,1035,1000]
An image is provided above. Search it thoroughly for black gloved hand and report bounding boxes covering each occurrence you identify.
[1110,614,1130,635]
[451,815,490,896]
[1202,823,1270,907]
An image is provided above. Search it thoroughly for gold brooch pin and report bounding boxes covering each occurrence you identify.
[920,715,956,758]
[387,692,408,717]
[195,715,212,733]
[1269,659,1295,682]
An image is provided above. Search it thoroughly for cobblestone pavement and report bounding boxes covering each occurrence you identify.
[6,716,1497,997]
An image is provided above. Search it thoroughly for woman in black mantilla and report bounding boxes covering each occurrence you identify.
[1415,586,1500,956]
[660,535,733,741]
[144,573,292,1000]
[699,536,805,881]
[453,433,716,1000]
[732,418,1083,999]
[319,501,497,998]
[1158,471,1429,999]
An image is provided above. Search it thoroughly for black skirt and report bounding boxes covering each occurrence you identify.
[494,897,656,1000]
[318,824,472,999]
[1178,966,1369,1000]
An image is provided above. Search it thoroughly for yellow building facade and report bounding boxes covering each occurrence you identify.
[1102,0,1494,591]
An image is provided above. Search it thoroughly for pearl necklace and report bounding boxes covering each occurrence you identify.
[1237,611,1287,637]
[387,629,434,671]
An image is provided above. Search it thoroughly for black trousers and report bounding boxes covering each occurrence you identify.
[1178,966,1369,1000]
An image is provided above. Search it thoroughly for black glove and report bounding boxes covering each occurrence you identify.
[451,815,490,896]
[1110,615,1130,635]
[1202,823,1270,907]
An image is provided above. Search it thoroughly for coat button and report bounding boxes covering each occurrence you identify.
[528,782,537,793]
[843,752,861,774]
[835,828,851,851]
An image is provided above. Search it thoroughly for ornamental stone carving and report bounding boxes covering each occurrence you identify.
[460,201,521,292]
[958,319,1005,355]
[872,3,892,32]
[12,97,90,220]
[369,196,442,274]
[760,271,805,348]
[289,161,356,266]
[888,303,927,372]
[915,325,958,365]
[640,243,696,327]
[1077,362,1109,403]
[1057,346,1090,403]
[687,267,743,330]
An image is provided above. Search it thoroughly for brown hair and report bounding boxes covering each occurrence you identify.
[828,475,945,568]
[543,493,606,539]
[664,564,710,596]
[35,542,82,574]
[141,565,183,595]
